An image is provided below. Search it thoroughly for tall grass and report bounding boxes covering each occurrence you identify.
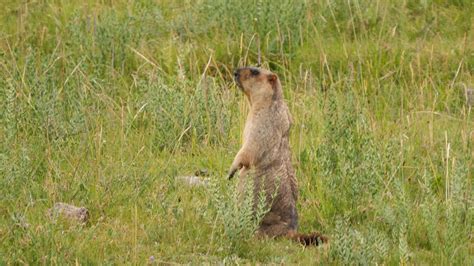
[0,0,472,264]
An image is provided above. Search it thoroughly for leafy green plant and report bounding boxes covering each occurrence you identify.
[444,161,471,264]
[206,175,273,253]
[316,90,395,219]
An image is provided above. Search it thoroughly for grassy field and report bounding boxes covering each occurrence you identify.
[1,0,473,264]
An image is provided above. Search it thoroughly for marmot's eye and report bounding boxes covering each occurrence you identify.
[250,69,260,76]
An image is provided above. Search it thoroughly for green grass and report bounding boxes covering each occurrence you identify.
[1,0,473,264]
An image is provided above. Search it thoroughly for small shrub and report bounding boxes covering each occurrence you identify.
[206,175,274,253]
[316,91,395,219]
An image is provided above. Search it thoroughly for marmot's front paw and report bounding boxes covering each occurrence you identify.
[228,167,238,180]
[227,161,242,180]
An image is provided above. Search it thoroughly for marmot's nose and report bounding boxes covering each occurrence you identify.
[233,70,240,80]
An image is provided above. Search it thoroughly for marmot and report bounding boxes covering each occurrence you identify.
[229,67,326,246]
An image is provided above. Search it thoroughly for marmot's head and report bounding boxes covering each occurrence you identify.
[234,67,282,102]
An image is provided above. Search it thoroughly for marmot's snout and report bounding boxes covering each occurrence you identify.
[233,69,240,79]
[234,68,245,90]
[233,69,241,86]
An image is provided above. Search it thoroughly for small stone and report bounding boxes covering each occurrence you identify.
[48,202,89,223]
[466,87,473,107]
[176,175,209,187]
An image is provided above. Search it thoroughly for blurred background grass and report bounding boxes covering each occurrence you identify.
[0,0,472,264]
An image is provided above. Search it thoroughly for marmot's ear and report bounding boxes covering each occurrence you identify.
[268,74,278,89]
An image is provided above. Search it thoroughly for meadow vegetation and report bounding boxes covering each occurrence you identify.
[1,0,473,264]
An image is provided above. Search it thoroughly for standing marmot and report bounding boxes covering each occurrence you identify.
[229,67,326,246]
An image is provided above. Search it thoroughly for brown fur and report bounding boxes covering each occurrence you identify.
[229,67,326,246]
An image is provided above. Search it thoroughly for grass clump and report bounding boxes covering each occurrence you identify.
[206,176,270,255]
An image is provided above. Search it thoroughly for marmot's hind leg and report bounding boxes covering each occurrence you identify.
[257,211,327,246]
[257,211,293,238]
[257,222,293,238]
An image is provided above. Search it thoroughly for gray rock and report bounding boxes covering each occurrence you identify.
[466,87,473,107]
[176,175,209,187]
[48,202,89,223]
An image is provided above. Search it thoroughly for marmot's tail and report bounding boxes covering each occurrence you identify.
[290,232,328,246]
